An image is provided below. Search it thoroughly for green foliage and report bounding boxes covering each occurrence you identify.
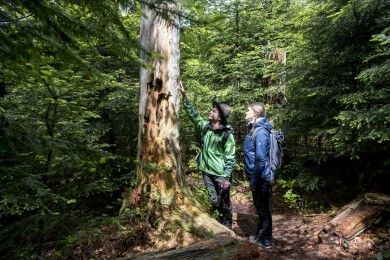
[180,0,389,211]
[0,1,141,257]
[1,0,389,256]
[283,0,390,154]
[187,173,211,210]
[180,0,290,179]
[282,188,301,210]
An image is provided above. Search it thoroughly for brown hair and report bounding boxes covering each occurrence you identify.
[249,102,266,118]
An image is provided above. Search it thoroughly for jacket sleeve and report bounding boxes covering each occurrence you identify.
[252,128,271,186]
[223,134,235,179]
[182,96,208,131]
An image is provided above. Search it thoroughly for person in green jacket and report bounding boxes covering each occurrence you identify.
[179,82,236,229]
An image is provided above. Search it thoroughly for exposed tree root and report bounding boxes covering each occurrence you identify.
[175,197,235,237]
[117,185,243,258]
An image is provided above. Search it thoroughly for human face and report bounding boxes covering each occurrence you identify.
[245,106,256,122]
[208,107,221,123]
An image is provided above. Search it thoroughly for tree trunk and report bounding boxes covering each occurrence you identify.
[137,0,183,206]
[122,0,231,238]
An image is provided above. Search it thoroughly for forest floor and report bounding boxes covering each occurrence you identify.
[116,184,390,259]
[55,183,389,259]
[231,186,390,259]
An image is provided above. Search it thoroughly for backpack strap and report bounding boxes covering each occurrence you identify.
[200,124,210,147]
[201,124,231,147]
[221,128,232,147]
[250,127,261,142]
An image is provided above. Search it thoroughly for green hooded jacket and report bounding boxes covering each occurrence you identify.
[183,96,235,179]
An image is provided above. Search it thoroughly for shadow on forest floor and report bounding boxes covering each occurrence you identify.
[45,184,389,259]
[231,188,390,259]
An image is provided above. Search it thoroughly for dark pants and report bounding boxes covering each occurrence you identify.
[252,180,272,241]
[202,173,232,228]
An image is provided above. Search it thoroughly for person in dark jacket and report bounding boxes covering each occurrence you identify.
[243,102,273,248]
[179,82,236,229]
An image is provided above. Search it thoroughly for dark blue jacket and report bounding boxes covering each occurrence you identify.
[243,117,273,186]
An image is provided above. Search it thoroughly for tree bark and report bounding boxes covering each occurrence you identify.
[334,204,381,240]
[324,195,385,240]
[365,193,390,206]
[123,235,266,260]
[137,1,182,206]
[121,0,231,238]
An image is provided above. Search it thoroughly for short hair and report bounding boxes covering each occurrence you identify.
[249,102,266,118]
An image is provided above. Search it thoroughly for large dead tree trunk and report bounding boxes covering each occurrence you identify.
[122,1,231,238]
[138,0,182,207]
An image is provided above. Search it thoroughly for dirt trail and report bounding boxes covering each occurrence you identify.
[231,189,390,259]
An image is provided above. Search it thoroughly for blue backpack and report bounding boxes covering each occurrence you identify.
[251,128,284,183]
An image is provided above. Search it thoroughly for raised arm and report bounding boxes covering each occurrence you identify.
[179,82,208,131]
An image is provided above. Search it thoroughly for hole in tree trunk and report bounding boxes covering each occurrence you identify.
[155,78,163,91]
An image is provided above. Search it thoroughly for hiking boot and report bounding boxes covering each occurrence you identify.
[257,239,272,249]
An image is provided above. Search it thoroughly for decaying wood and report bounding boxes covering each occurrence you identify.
[328,197,365,228]
[334,204,381,240]
[119,1,232,239]
[123,235,265,260]
[138,1,183,204]
[125,236,239,260]
[365,193,390,206]
[176,199,236,237]
[304,213,328,218]
[324,194,387,240]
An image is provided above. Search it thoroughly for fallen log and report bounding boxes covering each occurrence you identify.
[334,204,382,240]
[123,235,265,260]
[365,193,390,207]
[329,197,365,228]
[323,193,389,240]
